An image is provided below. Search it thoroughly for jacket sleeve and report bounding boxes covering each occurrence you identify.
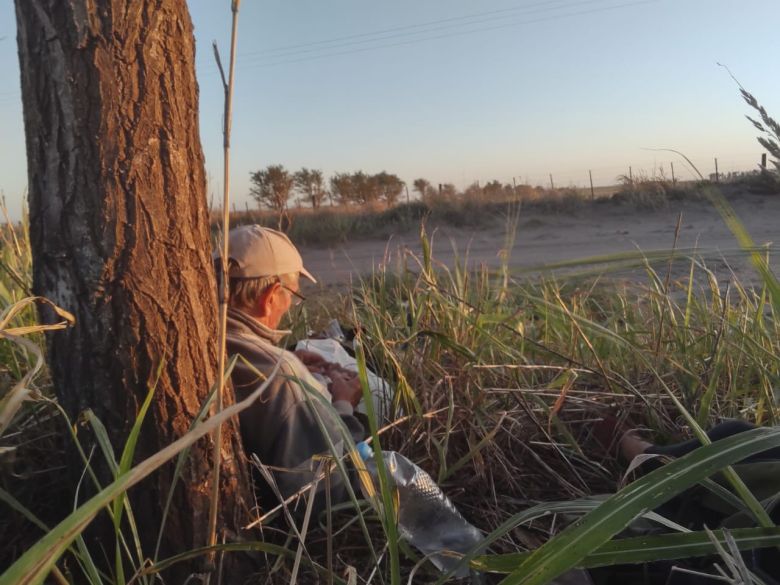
[267,368,365,503]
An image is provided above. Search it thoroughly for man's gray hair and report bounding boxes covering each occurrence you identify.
[227,270,299,312]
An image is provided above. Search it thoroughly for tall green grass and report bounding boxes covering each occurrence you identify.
[2,194,780,583]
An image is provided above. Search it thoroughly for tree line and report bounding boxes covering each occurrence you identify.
[250,165,552,219]
[249,165,408,211]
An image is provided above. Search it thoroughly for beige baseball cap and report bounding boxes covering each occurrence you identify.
[216,225,316,283]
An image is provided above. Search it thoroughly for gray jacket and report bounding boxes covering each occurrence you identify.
[226,308,365,505]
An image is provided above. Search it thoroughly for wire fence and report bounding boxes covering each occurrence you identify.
[494,152,770,193]
[221,152,774,215]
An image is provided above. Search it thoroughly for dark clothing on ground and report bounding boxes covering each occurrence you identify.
[645,419,780,462]
[592,420,780,585]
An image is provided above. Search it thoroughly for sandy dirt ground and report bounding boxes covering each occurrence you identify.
[299,192,779,287]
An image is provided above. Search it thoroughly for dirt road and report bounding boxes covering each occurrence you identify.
[299,192,779,286]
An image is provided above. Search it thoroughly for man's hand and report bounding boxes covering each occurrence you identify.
[295,349,362,406]
[295,349,329,374]
[328,370,363,408]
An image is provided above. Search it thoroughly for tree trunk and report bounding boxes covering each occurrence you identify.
[15,0,255,578]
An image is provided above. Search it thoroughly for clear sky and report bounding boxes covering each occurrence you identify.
[1,0,778,219]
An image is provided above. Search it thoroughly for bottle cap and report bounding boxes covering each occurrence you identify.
[356,441,372,461]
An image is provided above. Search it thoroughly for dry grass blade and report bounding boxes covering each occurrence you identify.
[0,296,74,334]
[0,298,74,436]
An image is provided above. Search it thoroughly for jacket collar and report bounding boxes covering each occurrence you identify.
[226,307,291,346]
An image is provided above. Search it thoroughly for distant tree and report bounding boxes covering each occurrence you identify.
[483,180,504,199]
[413,178,431,200]
[464,182,483,200]
[330,171,404,205]
[375,171,405,205]
[352,171,381,204]
[294,168,327,209]
[330,172,355,205]
[250,164,294,229]
[440,183,458,198]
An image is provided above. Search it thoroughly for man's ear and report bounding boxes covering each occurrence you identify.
[256,282,280,315]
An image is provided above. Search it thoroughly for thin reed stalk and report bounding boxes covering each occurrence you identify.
[207,0,241,570]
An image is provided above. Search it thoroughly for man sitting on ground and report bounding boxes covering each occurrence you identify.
[215,225,365,507]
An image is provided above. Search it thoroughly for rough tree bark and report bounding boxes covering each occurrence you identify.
[15,0,255,578]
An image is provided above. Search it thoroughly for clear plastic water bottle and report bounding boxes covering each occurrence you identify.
[356,443,484,578]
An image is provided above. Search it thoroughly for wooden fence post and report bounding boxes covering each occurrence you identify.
[670,162,676,184]
[589,170,595,201]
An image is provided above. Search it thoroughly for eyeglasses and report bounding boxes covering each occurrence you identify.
[280,283,306,306]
